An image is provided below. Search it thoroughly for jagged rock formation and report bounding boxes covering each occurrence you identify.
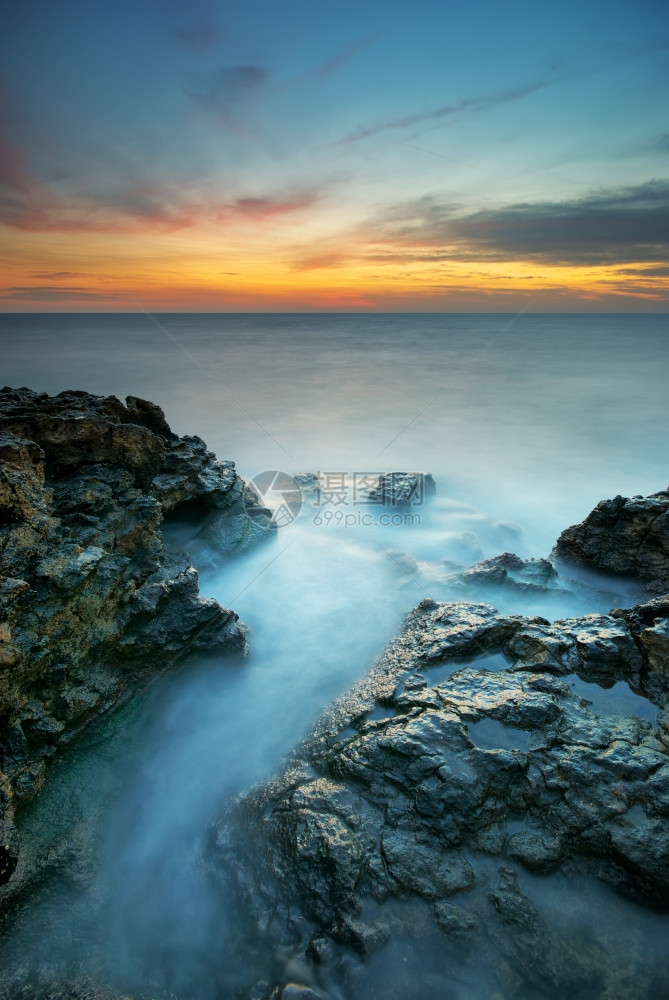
[367,472,436,508]
[554,490,669,588]
[217,596,669,999]
[0,387,265,895]
[450,552,559,592]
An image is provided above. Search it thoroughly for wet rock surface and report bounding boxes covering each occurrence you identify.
[448,552,560,593]
[217,596,669,998]
[554,489,669,588]
[0,387,257,904]
[366,472,436,508]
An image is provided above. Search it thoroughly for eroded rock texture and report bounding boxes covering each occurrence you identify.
[554,490,669,587]
[218,597,669,998]
[367,472,436,508]
[0,387,263,893]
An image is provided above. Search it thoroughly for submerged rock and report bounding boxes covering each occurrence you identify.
[217,595,669,997]
[0,387,253,899]
[292,473,322,501]
[453,552,559,592]
[553,489,669,587]
[367,472,436,508]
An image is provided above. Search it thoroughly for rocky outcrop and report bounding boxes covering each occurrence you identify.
[0,387,261,894]
[553,490,669,587]
[451,552,559,592]
[216,596,669,998]
[367,472,436,508]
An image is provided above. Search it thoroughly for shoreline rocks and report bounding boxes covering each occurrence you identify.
[0,387,264,898]
[367,472,436,508]
[216,592,669,998]
[3,390,669,999]
[553,489,669,590]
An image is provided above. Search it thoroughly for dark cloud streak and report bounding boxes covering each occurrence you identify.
[313,37,375,80]
[0,286,111,301]
[365,181,669,266]
[30,270,89,280]
[337,78,555,145]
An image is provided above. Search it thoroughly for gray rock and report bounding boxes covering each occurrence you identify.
[456,552,559,592]
[215,595,669,996]
[486,867,599,996]
[366,472,436,508]
[506,830,562,872]
[195,507,276,560]
[433,900,479,935]
[380,828,476,899]
[553,490,669,584]
[0,387,251,904]
[292,473,321,502]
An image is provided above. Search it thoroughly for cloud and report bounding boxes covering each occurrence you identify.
[360,181,669,266]
[293,251,350,271]
[0,180,194,232]
[0,130,32,196]
[232,193,318,219]
[454,181,669,264]
[169,20,221,49]
[29,270,89,280]
[161,0,221,49]
[0,132,319,236]
[184,65,267,125]
[335,41,669,148]
[614,265,669,277]
[0,131,58,229]
[336,78,555,145]
[0,286,111,301]
[312,37,375,81]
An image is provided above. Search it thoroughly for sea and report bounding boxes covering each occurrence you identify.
[1,311,668,998]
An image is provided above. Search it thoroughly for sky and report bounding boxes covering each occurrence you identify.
[1,0,668,311]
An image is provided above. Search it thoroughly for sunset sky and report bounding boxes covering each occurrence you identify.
[1,0,668,311]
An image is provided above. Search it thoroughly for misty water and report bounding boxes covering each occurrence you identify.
[1,312,668,998]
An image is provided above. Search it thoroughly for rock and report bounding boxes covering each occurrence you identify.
[194,506,276,561]
[553,490,669,584]
[366,472,436,508]
[640,619,669,677]
[380,828,476,899]
[0,771,18,886]
[0,972,155,999]
[610,595,669,699]
[215,595,669,996]
[0,387,252,902]
[506,830,562,872]
[508,611,645,683]
[433,900,479,935]
[486,867,600,996]
[292,473,321,502]
[456,552,559,592]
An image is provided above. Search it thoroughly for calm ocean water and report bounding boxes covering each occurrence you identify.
[1,311,668,998]
[2,312,668,550]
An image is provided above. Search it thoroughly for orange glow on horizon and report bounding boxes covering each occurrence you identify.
[2,218,668,313]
